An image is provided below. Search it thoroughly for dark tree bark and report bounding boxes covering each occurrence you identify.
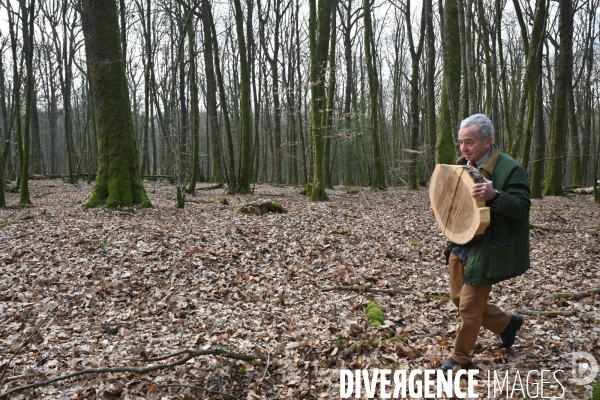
[200,0,224,185]
[81,0,151,209]
[308,0,334,201]
[18,0,35,205]
[364,0,385,190]
[0,41,12,209]
[425,0,436,170]
[232,0,252,194]
[544,0,572,196]
[436,0,460,164]
[404,0,425,189]
[31,91,44,175]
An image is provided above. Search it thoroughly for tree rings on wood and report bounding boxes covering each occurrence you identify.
[429,164,490,245]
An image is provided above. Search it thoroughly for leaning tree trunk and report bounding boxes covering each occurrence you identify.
[81,0,151,209]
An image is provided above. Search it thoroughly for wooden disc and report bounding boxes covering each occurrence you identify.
[429,164,490,244]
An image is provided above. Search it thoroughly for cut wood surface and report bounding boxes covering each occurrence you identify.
[429,164,490,244]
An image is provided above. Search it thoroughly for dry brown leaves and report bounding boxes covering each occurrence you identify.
[0,180,599,399]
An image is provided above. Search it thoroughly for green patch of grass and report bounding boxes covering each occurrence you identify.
[346,188,359,195]
[343,213,356,219]
[410,241,420,247]
[552,293,570,299]
[34,194,43,199]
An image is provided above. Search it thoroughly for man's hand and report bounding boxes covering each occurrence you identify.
[472,177,496,201]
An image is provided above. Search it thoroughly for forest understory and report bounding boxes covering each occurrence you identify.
[0,180,599,399]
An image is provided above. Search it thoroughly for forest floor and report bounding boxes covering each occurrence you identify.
[0,180,599,399]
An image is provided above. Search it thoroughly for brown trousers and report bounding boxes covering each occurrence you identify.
[449,253,511,364]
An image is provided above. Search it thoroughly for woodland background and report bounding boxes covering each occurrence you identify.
[1,0,600,398]
[0,0,600,203]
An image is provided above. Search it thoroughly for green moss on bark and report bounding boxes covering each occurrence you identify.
[81,0,151,210]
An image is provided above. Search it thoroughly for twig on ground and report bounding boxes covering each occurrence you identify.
[0,348,270,398]
[0,303,59,386]
[157,384,235,398]
[320,285,411,295]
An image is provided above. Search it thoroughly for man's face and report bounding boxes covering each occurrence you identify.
[458,125,492,163]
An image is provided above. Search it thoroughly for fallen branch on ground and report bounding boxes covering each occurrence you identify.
[0,348,271,398]
[320,285,411,295]
[552,288,600,300]
[517,309,600,322]
[157,384,235,398]
[530,224,575,233]
[0,303,58,386]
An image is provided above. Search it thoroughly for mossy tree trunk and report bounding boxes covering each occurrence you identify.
[544,0,572,196]
[436,0,460,165]
[308,0,334,201]
[81,0,151,209]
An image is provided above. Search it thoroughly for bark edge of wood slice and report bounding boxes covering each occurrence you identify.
[429,164,490,245]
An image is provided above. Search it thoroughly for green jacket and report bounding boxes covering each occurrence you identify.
[444,145,531,286]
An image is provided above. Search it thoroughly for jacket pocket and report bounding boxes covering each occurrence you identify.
[486,237,517,279]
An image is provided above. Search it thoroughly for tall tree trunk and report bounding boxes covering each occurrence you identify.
[187,14,201,195]
[544,0,571,196]
[405,0,425,189]
[18,0,35,205]
[323,0,337,188]
[81,0,151,209]
[308,0,334,200]
[425,0,436,170]
[341,0,355,186]
[207,1,236,189]
[31,91,44,174]
[364,0,385,189]
[530,70,545,198]
[201,0,224,185]
[465,0,477,115]
[436,0,461,164]
[232,0,252,194]
[0,46,12,209]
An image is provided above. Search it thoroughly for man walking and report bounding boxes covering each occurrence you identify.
[438,114,531,371]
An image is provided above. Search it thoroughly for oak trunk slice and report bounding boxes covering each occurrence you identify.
[429,164,490,244]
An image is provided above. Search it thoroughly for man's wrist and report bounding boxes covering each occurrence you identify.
[491,190,500,204]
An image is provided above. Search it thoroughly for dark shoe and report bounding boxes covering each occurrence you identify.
[440,357,472,371]
[498,315,524,349]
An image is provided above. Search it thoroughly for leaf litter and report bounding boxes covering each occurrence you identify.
[0,180,599,399]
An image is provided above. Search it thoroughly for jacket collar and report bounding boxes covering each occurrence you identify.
[456,144,500,180]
